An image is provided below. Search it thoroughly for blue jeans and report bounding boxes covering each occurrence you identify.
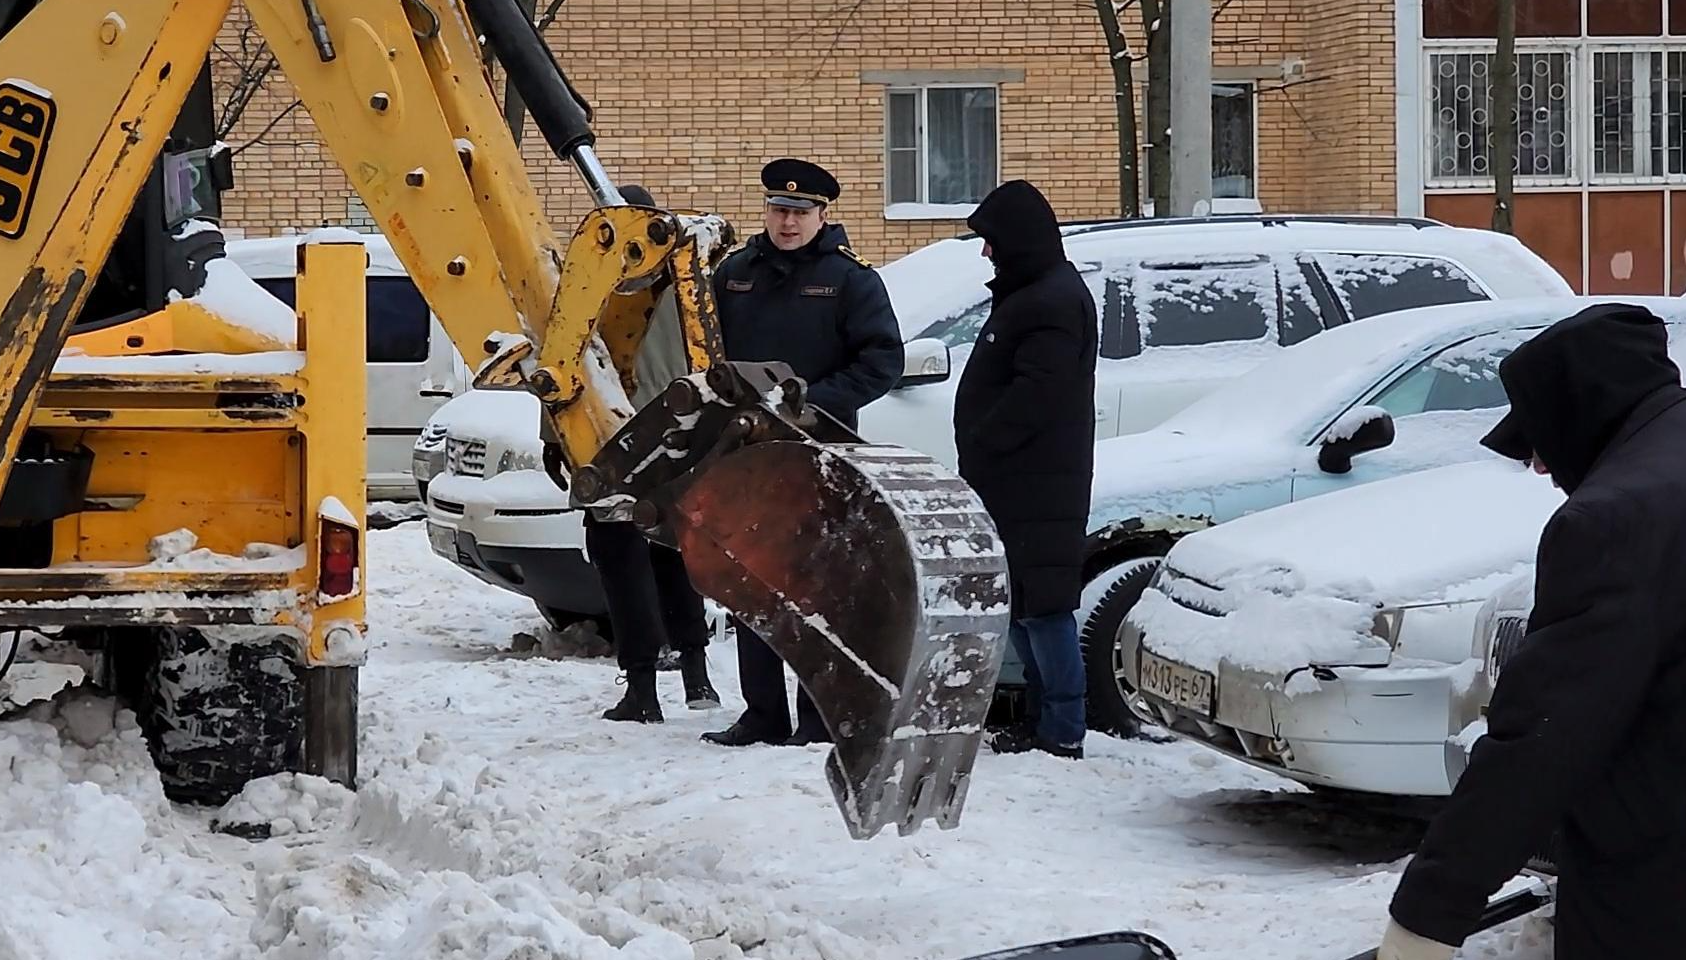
[1010,612,1086,747]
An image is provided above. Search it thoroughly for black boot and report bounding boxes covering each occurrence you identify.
[680,650,721,710]
[603,671,663,723]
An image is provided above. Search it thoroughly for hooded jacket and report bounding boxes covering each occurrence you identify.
[1391,303,1686,958]
[952,180,1098,619]
[712,221,903,431]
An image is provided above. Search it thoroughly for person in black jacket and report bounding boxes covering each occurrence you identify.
[951,180,1097,760]
[588,183,720,724]
[700,158,904,748]
[1382,303,1686,960]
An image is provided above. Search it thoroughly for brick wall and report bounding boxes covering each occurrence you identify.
[218,0,1399,262]
[1298,0,1398,213]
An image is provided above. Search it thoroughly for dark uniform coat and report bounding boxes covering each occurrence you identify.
[711,222,903,431]
[951,180,1098,620]
[1390,303,1686,959]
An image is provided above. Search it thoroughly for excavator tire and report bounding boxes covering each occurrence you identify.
[127,627,306,806]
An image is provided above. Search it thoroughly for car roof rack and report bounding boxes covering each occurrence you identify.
[952,214,1449,242]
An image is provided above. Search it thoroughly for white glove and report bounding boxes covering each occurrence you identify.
[1378,920,1456,960]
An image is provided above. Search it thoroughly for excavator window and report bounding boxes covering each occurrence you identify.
[254,275,432,364]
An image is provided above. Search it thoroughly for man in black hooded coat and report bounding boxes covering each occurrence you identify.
[1381,303,1686,960]
[952,180,1097,759]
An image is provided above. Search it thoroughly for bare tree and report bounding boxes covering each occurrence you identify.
[211,20,302,155]
[1094,0,1142,217]
[1491,0,1517,234]
[1143,0,1172,216]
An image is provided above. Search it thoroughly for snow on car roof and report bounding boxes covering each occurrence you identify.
[1086,295,1686,534]
[877,217,1574,339]
[1143,294,1686,445]
[225,231,406,279]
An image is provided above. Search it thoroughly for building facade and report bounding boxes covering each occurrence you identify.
[1400,0,1686,294]
[216,0,1395,262]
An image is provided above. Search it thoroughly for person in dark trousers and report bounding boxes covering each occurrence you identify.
[1382,303,1686,960]
[590,183,720,724]
[699,158,904,748]
[952,180,1097,761]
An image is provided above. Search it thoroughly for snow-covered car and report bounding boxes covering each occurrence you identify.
[860,214,1573,466]
[419,215,1570,634]
[1117,459,1566,796]
[1069,296,1686,734]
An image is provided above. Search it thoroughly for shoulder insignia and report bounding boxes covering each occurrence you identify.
[837,245,873,269]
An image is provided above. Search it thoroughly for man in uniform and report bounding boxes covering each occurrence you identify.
[700,158,905,748]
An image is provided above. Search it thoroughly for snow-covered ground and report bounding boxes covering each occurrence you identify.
[0,523,1555,960]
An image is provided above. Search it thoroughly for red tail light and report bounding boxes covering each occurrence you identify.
[320,519,359,599]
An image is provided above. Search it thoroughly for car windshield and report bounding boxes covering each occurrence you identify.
[1154,314,1476,441]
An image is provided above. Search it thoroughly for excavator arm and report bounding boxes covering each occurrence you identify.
[0,0,1010,840]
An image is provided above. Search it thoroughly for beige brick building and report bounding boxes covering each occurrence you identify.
[217,0,1397,262]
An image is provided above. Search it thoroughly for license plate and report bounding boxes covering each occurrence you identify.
[1138,649,1216,718]
[0,82,56,240]
[426,522,456,558]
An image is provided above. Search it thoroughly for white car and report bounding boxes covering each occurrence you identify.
[228,233,469,501]
[1119,459,1565,796]
[1069,296,1686,735]
[860,214,1573,466]
[418,215,1571,630]
[1114,318,1686,797]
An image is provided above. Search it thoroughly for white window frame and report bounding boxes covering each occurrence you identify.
[1210,80,1260,201]
[1584,42,1686,186]
[1422,39,1582,189]
[883,83,1002,221]
[1139,81,1262,207]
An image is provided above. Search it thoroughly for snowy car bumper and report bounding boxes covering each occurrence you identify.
[1119,621,1473,796]
[422,470,605,617]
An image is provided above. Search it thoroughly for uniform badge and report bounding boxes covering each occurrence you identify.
[837,245,873,269]
[726,279,754,292]
[801,285,840,297]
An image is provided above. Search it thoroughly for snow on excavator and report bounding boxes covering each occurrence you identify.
[0,0,1010,840]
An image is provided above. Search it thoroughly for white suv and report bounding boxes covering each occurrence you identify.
[416,215,1572,634]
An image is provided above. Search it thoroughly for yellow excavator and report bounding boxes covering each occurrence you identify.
[0,0,1010,840]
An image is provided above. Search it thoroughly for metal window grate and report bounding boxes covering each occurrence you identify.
[1591,49,1686,181]
[1429,51,1573,184]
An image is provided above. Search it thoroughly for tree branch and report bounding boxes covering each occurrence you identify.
[535,0,567,33]
[232,100,304,156]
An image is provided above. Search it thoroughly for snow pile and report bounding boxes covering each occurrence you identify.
[1325,404,1389,443]
[149,528,199,562]
[51,351,307,375]
[214,773,354,838]
[1131,561,1388,674]
[128,531,307,573]
[1166,459,1563,602]
[171,258,299,348]
[0,687,251,959]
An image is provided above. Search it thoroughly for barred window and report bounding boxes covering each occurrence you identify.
[1429,51,1573,183]
[1592,50,1686,179]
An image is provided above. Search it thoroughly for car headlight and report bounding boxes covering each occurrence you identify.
[497,449,541,475]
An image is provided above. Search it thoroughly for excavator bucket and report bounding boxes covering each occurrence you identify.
[573,362,1012,840]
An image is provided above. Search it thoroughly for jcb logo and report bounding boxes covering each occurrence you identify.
[0,82,55,240]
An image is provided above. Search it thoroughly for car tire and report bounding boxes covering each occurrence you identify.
[1080,555,1163,738]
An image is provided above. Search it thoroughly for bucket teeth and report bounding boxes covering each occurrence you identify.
[670,441,1010,840]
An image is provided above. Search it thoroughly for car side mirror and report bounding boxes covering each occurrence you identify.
[898,336,951,388]
[1319,406,1395,474]
[955,931,1178,960]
